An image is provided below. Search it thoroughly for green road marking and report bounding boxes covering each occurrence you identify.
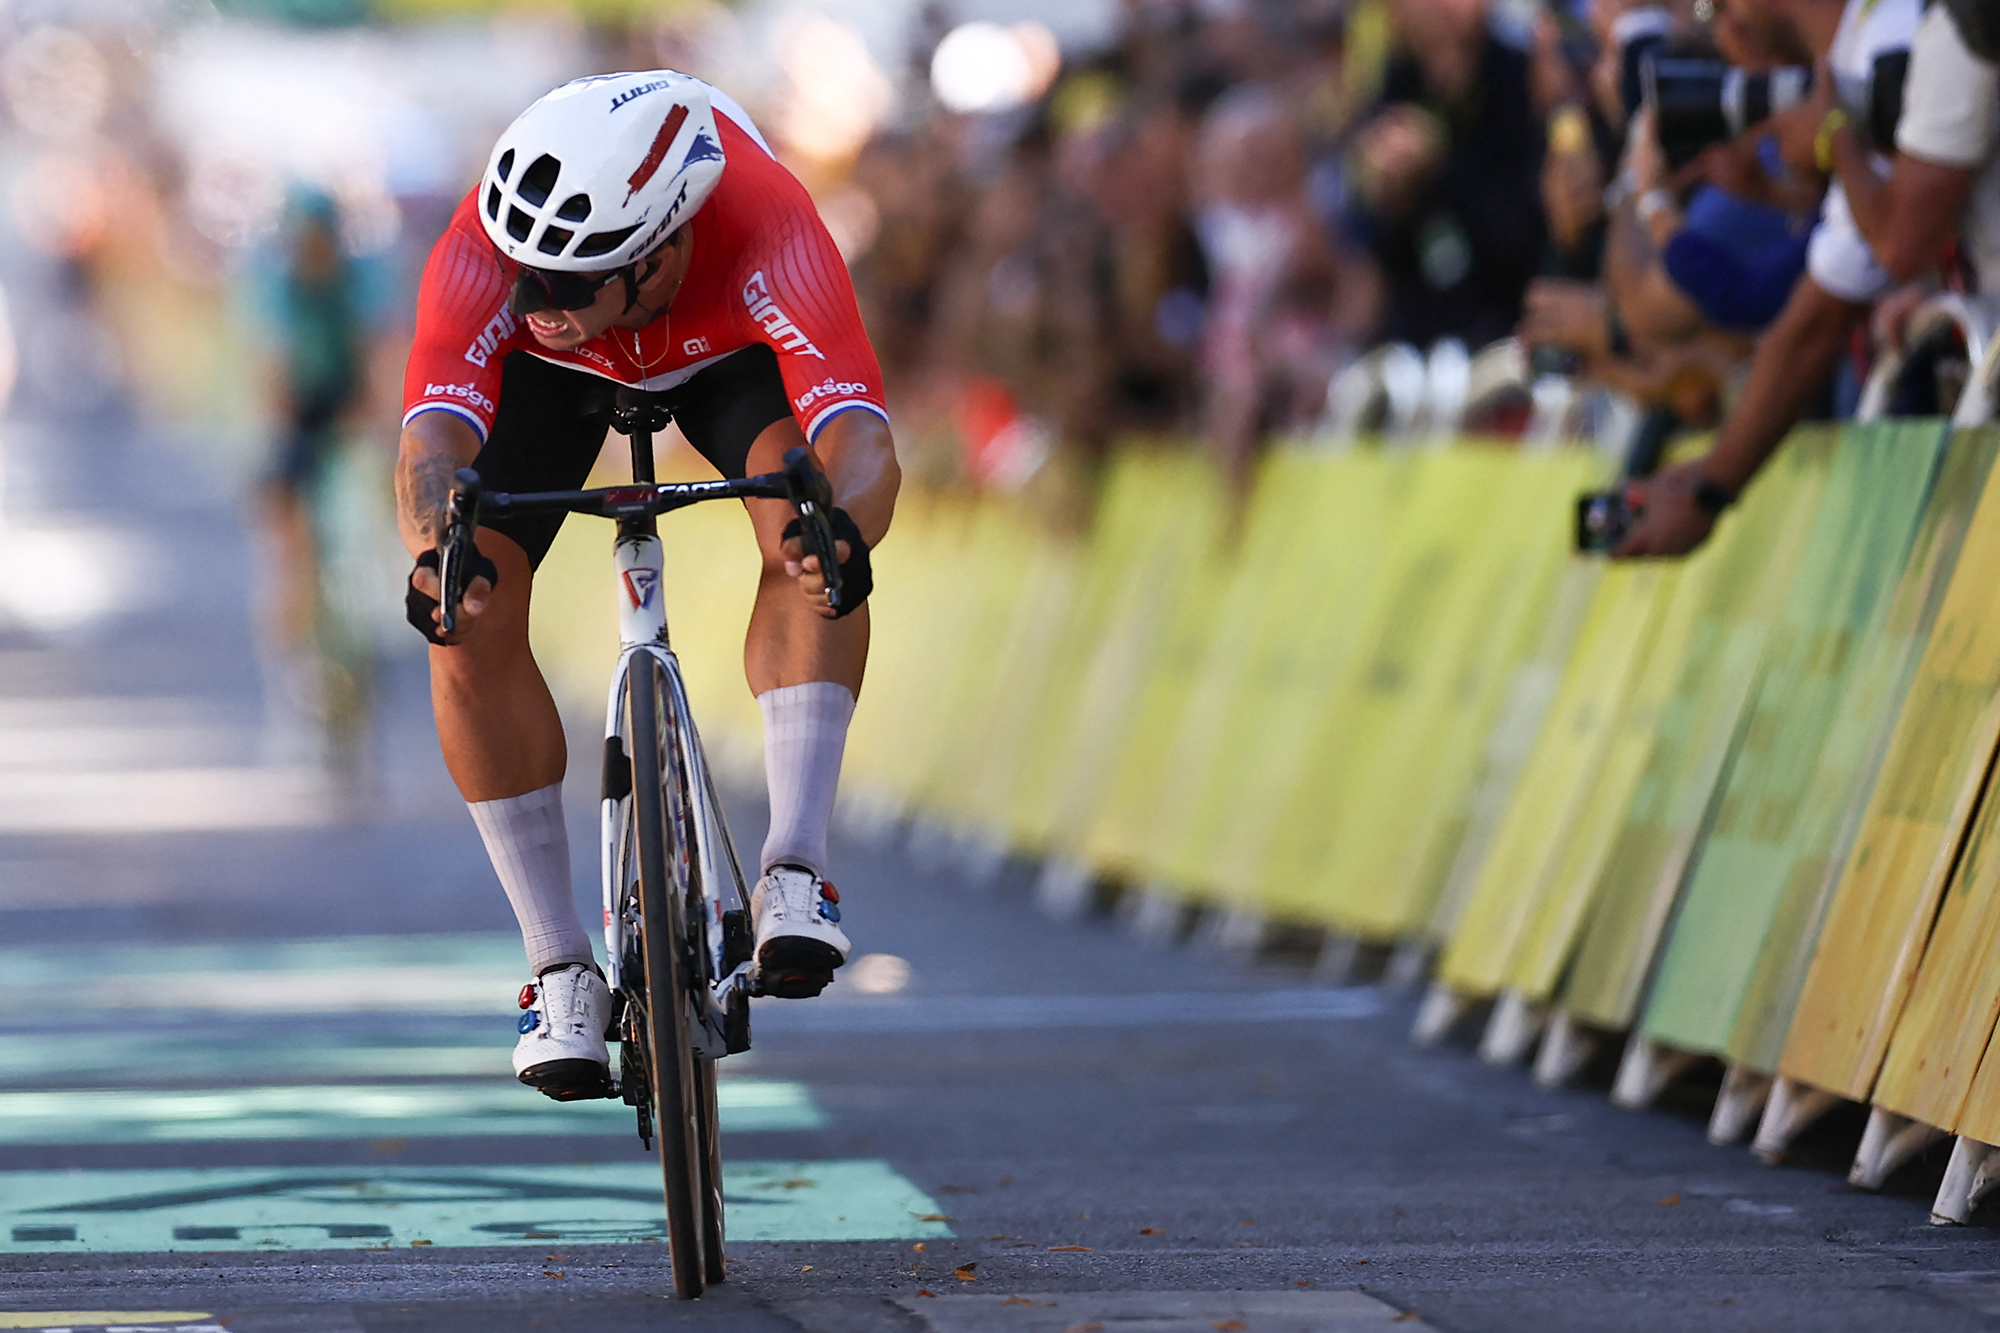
[0,1034,513,1085]
[0,1316,218,1330]
[0,1162,953,1252]
[0,936,524,1016]
[0,1080,820,1142]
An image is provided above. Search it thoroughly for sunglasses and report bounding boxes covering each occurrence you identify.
[510,264,624,316]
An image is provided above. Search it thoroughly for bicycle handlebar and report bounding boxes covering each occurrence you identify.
[433,448,848,633]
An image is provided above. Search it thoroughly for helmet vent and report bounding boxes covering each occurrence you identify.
[575,224,639,259]
[485,184,502,220]
[536,226,574,256]
[505,206,534,242]
[496,149,515,182]
[517,154,561,208]
[556,194,592,222]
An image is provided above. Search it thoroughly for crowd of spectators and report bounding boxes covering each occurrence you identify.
[837,0,2000,528]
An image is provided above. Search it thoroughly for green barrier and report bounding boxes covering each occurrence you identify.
[1556,433,1835,1029]
[1261,449,1599,938]
[1727,428,1998,1075]
[1500,534,1718,1001]
[1638,422,1948,1058]
[1780,428,2000,1103]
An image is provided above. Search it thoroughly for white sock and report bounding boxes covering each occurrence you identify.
[467,782,595,975]
[759,682,856,877]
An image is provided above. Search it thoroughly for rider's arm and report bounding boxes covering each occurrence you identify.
[396,409,482,558]
[811,407,899,548]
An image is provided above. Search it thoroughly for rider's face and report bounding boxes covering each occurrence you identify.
[520,231,692,351]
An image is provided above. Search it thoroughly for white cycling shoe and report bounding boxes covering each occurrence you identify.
[513,961,614,1101]
[752,865,850,998]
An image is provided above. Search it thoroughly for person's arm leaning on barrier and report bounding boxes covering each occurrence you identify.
[1820,5,1993,285]
[1613,92,1876,558]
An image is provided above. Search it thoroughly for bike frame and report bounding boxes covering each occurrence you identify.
[598,531,753,1061]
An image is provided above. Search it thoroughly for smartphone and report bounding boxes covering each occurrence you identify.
[1576,489,1640,553]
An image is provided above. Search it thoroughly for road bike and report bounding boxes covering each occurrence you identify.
[435,388,847,1298]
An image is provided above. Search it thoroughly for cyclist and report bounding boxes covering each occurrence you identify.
[394,72,899,1100]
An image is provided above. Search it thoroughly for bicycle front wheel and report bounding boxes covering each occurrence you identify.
[628,654,707,1298]
[694,1056,727,1284]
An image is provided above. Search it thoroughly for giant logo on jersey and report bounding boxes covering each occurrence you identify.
[742,271,825,360]
[464,306,517,369]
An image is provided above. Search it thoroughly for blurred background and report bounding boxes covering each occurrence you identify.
[0,0,1973,856]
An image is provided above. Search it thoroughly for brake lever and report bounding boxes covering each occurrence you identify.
[780,447,844,613]
[437,468,483,636]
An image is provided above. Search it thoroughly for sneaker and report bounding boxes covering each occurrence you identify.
[513,962,614,1100]
[752,865,851,998]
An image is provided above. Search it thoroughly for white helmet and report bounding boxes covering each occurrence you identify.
[479,70,727,272]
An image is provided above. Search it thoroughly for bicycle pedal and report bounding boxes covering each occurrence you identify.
[757,969,834,999]
[518,1059,618,1102]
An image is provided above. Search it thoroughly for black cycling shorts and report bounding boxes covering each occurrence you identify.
[467,344,793,569]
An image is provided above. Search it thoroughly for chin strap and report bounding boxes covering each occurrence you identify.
[621,258,663,315]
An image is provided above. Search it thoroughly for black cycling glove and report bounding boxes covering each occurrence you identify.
[781,506,872,618]
[406,547,500,646]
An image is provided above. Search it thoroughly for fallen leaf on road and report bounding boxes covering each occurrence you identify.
[1295,1280,1312,1288]
[542,1271,566,1280]
[1047,1245,1092,1252]
[1357,1259,1369,1265]
[410,1240,431,1247]
[915,1289,936,1298]
[911,1243,926,1252]
[1657,1195,1681,1207]
[955,1264,978,1281]
[1214,1321,1246,1331]
[1064,1324,1105,1333]
[1239,1219,1255,1226]
[545,1254,567,1261]
[916,1213,954,1222]
[988,1235,1018,1241]
[1139,1228,1162,1235]
[799,1265,814,1272]
[1002,1296,1051,1306]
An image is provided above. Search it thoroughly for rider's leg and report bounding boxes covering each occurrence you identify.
[430,527,594,975]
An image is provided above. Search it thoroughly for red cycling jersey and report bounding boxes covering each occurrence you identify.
[402,92,887,447]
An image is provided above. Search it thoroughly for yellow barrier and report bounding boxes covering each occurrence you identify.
[521,424,2000,1204]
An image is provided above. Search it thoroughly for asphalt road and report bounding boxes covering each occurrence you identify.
[2,319,1998,1333]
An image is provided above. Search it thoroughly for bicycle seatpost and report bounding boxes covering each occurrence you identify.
[613,386,674,486]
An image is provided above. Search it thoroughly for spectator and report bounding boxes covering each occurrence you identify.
[1193,85,1356,483]
[1346,0,1548,351]
[1615,0,1934,557]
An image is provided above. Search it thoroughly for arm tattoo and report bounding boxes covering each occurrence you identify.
[400,449,459,546]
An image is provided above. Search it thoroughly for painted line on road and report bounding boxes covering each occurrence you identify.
[0,1161,952,1252]
[893,1289,1435,1331]
[752,987,1383,1034]
[0,1080,821,1143]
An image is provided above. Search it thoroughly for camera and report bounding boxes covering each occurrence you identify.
[1642,50,1909,168]
[1643,58,1815,167]
[1576,490,1640,552]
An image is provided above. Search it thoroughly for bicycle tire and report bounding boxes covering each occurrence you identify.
[694,1055,727,1284]
[628,654,707,1298]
